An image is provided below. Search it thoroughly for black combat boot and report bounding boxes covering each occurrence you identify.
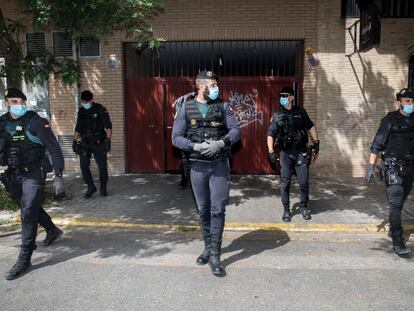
[209,239,226,277]
[196,234,211,265]
[392,236,411,255]
[84,184,97,199]
[43,226,64,246]
[5,247,34,280]
[100,181,107,197]
[282,207,292,222]
[299,206,312,220]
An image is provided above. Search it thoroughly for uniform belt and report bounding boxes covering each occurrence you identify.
[189,155,228,164]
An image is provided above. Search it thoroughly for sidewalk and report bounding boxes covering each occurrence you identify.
[6,173,412,233]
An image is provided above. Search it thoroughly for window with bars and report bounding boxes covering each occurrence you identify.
[382,0,414,17]
[342,0,360,18]
[53,32,73,57]
[125,40,303,78]
[80,37,100,57]
[26,32,46,56]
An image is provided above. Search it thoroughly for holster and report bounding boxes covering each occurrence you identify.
[0,169,19,202]
[383,158,404,186]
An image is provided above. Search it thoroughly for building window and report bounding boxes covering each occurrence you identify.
[53,32,73,57]
[342,0,360,18]
[409,56,414,90]
[125,40,304,78]
[26,32,46,56]
[79,37,100,57]
[382,0,414,18]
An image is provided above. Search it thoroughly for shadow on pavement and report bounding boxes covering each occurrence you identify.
[221,229,290,268]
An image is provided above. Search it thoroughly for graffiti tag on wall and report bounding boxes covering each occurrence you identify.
[227,89,264,128]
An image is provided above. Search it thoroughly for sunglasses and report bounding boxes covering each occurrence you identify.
[279,93,291,98]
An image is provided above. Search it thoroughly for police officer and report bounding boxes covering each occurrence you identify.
[267,86,319,222]
[0,88,65,280]
[74,90,112,198]
[172,71,241,277]
[366,88,414,255]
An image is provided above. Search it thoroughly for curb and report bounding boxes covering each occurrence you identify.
[9,215,414,233]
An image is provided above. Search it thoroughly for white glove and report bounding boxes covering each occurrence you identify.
[193,142,210,152]
[53,176,65,197]
[201,140,225,157]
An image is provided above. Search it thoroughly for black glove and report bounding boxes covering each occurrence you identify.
[105,139,111,152]
[365,163,375,183]
[269,152,277,164]
[72,140,81,155]
[313,140,320,156]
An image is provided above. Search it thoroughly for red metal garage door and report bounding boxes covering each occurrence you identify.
[163,77,302,173]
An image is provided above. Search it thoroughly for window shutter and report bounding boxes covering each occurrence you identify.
[26,32,46,56]
[53,32,73,57]
[80,37,100,57]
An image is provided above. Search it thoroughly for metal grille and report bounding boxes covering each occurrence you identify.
[53,32,73,57]
[80,36,100,57]
[342,0,360,18]
[58,135,77,158]
[26,32,46,56]
[382,0,414,17]
[125,40,303,78]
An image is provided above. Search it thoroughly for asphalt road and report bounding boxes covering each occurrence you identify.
[1,227,413,311]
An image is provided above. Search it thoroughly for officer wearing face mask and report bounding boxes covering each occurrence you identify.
[0,88,65,280]
[366,88,414,256]
[74,90,112,198]
[172,70,241,277]
[267,86,319,222]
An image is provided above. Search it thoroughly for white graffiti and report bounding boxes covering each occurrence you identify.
[227,89,263,128]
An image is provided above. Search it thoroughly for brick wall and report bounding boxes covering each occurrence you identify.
[2,0,414,176]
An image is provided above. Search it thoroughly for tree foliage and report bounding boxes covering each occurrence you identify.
[1,0,164,87]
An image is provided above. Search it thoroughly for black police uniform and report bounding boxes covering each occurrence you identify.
[0,107,64,279]
[75,103,112,196]
[370,110,414,240]
[267,105,315,218]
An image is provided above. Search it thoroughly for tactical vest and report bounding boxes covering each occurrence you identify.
[77,104,106,142]
[0,111,45,171]
[385,113,414,159]
[185,100,229,160]
[275,107,308,151]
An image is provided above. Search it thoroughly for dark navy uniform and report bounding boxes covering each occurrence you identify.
[173,98,241,240]
[0,111,64,249]
[267,105,315,218]
[0,89,65,280]
[370,110,414,239]
[75,102,112,197]
[172,72,241,277]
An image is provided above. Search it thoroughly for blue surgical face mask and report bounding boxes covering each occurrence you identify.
[10,105,28,117]
[402,104,414,115]
[279,97,289,106]
[207,86,219,101]
[82,102,92,110]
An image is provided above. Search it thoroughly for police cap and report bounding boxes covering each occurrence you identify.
[280,86,294,95]
[397,88,414,100]
[81,90,94,101]
[4,88,27,100]
[196,70,218,81]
